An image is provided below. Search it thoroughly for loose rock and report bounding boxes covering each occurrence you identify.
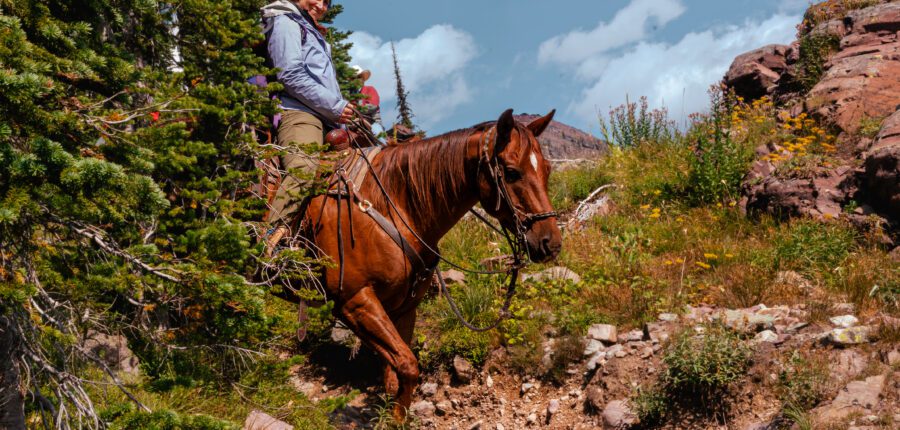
[453,356,475,383]
[754,330,779,343]
[830,315,859,328]
[410,400,436,419]
[828,327,872,346]
[587,324,617,344]
[244,410,293,430]
[420,382,438,397]
[602,400,637,428]
[523,266,582,284]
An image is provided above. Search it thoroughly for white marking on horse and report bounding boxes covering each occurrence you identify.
[529,152,539,172]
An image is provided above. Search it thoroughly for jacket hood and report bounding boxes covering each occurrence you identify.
[260,0,302,19]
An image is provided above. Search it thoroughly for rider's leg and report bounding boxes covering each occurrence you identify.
[266,111,323,253]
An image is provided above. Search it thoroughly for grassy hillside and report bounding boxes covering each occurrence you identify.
[49,89,898,430]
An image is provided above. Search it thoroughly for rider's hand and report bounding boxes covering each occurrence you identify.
[339,104,355,124]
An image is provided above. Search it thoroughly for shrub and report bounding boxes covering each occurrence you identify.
[600,96,676,149]
[662,323,751,396]
[110,410,237,430]
[632,384,668,426]
[775,351,830,411]
[772,220,857,275]
[543,335,583,385]
[795,33,841,93]
[685,88,756,205]
[548,163,612,212]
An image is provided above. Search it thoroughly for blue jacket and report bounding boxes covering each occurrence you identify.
[261,1,347,126]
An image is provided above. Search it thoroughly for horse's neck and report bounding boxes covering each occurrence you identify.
[376,133,481,245]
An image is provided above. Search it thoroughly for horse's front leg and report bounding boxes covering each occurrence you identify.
[338,286,419,421]
[384,307,417,400]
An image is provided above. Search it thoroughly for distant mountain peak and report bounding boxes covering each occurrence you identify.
[514,114,607,160]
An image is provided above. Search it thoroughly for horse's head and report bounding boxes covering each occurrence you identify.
[478,109,562,263]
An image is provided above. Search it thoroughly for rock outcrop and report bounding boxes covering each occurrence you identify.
[724,44,791,101]
[726,1,900,236]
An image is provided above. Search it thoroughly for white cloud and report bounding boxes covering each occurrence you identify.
[565,13,800,125]
[348,25,477,129]
[538,0,686,66]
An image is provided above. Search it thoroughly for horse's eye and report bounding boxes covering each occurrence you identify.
[504,167,522,182]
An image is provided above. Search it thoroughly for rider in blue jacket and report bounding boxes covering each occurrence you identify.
[261,0,353,255]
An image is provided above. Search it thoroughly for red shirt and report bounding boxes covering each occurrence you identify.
[359,85,380,109]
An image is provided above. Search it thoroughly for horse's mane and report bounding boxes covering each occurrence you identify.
[366,122,496,227]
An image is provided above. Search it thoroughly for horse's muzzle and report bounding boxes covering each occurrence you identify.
[525,219,562,263]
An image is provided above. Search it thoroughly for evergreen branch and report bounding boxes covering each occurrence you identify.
[56,217,183,284]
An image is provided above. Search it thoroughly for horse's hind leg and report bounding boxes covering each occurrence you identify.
[338,287,419,421]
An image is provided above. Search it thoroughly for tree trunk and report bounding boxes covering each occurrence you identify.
[0,315,26,430]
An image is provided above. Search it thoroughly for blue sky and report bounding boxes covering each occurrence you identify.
[336,0,809,135]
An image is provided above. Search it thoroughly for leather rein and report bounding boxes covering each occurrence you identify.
[335,115,557,331]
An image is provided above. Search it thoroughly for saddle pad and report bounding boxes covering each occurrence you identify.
[326,146,383,197]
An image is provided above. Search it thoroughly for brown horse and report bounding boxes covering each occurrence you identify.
[283,108,562,419]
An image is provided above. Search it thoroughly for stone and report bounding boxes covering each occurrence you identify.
[468,420,483,430]
[521,382,535,395]
[453,356,475,384]
[721,309,776,333]
[441,269,466,286]
[547,399,560,416]
[586,386,604,411]
[435,400,453,416]
[887,349,900,366]
[785,322,809,333]
[410,400,436,419]
[526,413,538,425]
[604,344,625,360]
[486,374,494,388]
[831,350,868,382]
[813,374,887,423]
[830,315,859,328]
[420,382,438,397]
[828,326,872,346]
[82,331,140,375]
[639,347,654,359]
[586,351,606,370]
[602,400,637,428]
[587,324,617,344]
[496,424,505,430]
[583,339,605,356]
[754,330,779,343]
[522,266,582,284]
[244,410,293,430]
[621,330,644,342]
[658,313,679,322]
[724,44,790,100]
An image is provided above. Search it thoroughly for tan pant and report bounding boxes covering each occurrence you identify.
[268,110,324,226]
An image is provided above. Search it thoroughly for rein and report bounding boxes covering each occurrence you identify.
[337,117,556,331]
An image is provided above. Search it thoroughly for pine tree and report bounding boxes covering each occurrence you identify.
[392,41,416,129]
[0,0,357,427]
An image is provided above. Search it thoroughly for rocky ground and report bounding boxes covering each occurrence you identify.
[239,267,899,430]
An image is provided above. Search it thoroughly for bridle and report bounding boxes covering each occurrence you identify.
[340,116,558,331]
[477,125,558,262]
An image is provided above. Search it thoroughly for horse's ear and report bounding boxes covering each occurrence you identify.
[493,108,515,157]
[526,109,556,137]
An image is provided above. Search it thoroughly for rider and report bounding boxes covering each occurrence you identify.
[260,0,354,255]
[351,65,386,142]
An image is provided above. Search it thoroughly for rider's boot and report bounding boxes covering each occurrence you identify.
[264,225,289,258]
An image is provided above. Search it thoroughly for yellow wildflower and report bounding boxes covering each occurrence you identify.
[704,253,718,260]
[696,261,711,269]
